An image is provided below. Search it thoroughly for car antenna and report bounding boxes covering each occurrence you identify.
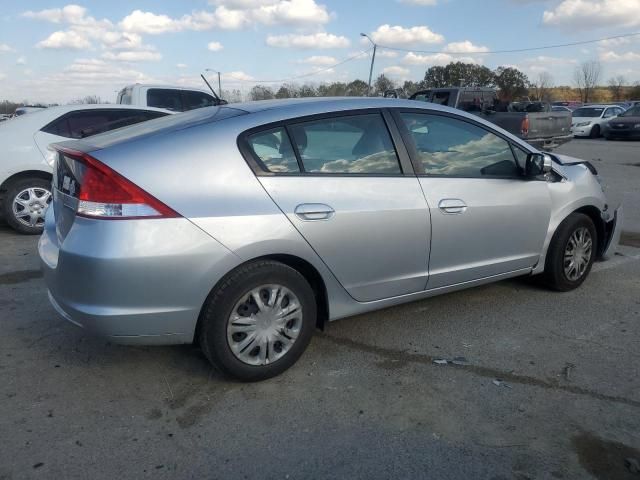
[200,74,225,105]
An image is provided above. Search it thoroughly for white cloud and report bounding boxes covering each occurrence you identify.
[369,24,444,46]
[299,55,337,65]
[102,50,162,62]
[208,0,280,8]
[22,4,88,23]
[383,65,410,77]
[266,32,350,49]
[36,30,92,49]
[0,73,6,81]
[207,41,224,51]
[524,55,577,66]
[226,71,255,81]
[0,44,12,52]
[377,50,398,58]
[599,50,640,62]
[543,0,640,29]
[177,63,188,68]
[119,10,182,34]
[16,56,26,65]
[398,0,437,4]
[443,41,489,53]
[251,0,330,26]
[402,51,479,66]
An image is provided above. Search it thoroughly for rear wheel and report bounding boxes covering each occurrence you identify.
[543,213,597,291]
[199,260,316,381]
[2,177,52,235]
[589,124,601,138]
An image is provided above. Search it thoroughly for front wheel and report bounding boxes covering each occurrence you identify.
[199,260,317,381]
[589,124,601,138]
[543,213,597,291]
[2,177,52,235]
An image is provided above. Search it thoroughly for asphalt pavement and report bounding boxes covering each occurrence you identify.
[0,138,639,480]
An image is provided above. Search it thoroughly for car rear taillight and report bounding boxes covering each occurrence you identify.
[521,115,530,136]
[54,147,179,220]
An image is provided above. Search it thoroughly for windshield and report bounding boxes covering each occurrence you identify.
[572,107,604,117]
[621,106,640,117]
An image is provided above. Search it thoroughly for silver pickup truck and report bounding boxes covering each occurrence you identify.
[408,87,572,149]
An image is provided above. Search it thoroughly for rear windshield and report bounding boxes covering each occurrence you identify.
[621,106,640,117]
[572,107,604,117]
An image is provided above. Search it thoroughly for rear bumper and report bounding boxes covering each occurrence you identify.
[39,209,240,345]
[527,134,573,149]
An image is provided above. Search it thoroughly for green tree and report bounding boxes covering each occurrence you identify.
[373,74,396,96]
[424,62,495,88]
[494,66,530,101]
[298,84,317,97]
[249,86,275,101]
[345,79,368,96]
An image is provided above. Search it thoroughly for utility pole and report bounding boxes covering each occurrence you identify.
[205,68,222,97]
[361,33,377,97]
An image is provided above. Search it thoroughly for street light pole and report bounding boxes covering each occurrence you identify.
[361,33,377,97]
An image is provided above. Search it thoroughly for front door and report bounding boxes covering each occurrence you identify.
[245,111,431,302]
[394,110,552,289]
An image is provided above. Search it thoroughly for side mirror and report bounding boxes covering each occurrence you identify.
[526,153,552,177]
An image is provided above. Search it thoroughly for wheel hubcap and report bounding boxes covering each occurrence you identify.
[564,227,593,281]
[227,284,303,366]
[12,187,52,228]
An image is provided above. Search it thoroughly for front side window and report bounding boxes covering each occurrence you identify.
[399,112,520,177]
[247,127,300,173]
[287,114,401,174]
[147,89,183,111]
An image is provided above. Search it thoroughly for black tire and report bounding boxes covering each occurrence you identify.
[199,260,317,381]
[589,124,601,139]
[543,213,597,292]
[2,177,52,235]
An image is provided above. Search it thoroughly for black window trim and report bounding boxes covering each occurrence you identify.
[238,108,414,177]
[388,107,536,181]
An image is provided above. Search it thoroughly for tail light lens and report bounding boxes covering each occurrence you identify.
[521,116,530,136]
[54,147,179,220]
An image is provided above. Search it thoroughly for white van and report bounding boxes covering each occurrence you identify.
[116,85,223,112]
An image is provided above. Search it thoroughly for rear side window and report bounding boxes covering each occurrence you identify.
[399,112,519,177]
[118,87,132,104]
[147,89,183,111]
[288,114,401,174]
[41,110,168,139]
[247,127,300,173]
[182,90,216,111]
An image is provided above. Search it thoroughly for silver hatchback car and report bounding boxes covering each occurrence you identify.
[39,98,622,381]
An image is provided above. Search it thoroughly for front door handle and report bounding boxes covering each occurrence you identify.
[295,203,335,221]
[438,199,467,215]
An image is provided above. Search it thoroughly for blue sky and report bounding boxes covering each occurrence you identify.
[1,0,639,103]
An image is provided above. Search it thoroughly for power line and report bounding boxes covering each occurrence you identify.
[377,31,640,55]
[221,48,372,84]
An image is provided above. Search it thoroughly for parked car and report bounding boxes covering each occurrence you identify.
[571,105,625,138]
[14,106,46,116]
[117,84,225,112]
[551,106,572,113]
[552,101,582,111]
[603,105,640,140]
[408,88,572,149]
[0,104,171,234]
[40,98,622,381]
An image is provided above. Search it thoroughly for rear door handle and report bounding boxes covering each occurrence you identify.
[438,199,467,215]
[294,203,335,221]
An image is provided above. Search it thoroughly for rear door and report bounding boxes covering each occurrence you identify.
[243,110,431,302]
[393,109,551,289]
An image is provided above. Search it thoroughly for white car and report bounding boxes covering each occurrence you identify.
[117,84,224,112]
[571,105,625,138]
[0,104,171,234]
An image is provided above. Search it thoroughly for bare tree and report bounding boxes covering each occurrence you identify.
[531,72,554,101]
[69,95,103,104]
[607,75,626,101]
[573,60,602,103]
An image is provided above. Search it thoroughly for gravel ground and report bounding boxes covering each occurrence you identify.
[0,139,639,480]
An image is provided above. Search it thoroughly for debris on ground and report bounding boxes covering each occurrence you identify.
[433,359,448,365]
[451,356,469,365]
[492,379,512,389]
[562,362,576,381]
